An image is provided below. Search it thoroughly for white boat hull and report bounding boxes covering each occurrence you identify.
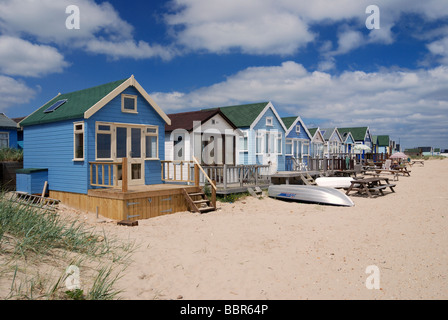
[315,177,354,188]
[268,184,354,207]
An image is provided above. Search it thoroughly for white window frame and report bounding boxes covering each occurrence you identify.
[121,94,138,114]
[144,126,159,160]
[95,122,113,160]
[73,121,84,161]
[256,131,264,155]
[239,131,248,153]
[266,117,273,126]
[257,130,282,155]
[285,139,293,156]
[275,132,282,155]
[303,141,310,157]
[295,125,301,133]
[0,132,9,148]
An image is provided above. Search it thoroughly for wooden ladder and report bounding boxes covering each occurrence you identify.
[300,173,317,185]
[183,189,216,214]
[247,186,263,197]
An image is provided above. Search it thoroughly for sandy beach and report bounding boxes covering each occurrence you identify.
[56,159,448,299]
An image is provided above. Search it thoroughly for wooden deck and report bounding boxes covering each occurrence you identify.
[51,184,200,221]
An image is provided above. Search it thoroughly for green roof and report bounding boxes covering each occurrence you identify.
[281,116,298,129]
[214,102,269,128]
[337,127,368,141]
[376,135,389,146]
[308,128,317,136]
[20,79,128,126]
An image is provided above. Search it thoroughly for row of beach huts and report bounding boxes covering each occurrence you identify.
[0,76,400,221]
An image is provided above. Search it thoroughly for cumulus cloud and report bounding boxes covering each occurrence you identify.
[151,61,448,147]
[165,0,448,56]
[0,0,133,43]
[0,0,172,60]
[427,37,448,64]
[0,36,69,77]
[0,75,36,112]
[85,39,178,61]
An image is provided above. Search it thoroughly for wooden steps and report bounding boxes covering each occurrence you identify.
[300,173,317,185]
[247,186,263,197]
[183,189,216,213]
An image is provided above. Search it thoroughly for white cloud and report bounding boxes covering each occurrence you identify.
[0,0,133,43]
[165,0,314,55]
[0,0,172,60]
[0,75,36,111]
[85,39,178,61]
[152,61,448,147]
[164,0,448,60]
[0,36,68,77]
[427,37,448,64]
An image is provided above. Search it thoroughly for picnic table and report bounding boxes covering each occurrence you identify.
[372,166,411,178]
[345,177,396,198]
[333,169,364,177]
[410,160,424,166]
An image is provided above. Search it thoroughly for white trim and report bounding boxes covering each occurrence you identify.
[95,122,113,160]
[266,116,273,126]
[84,75,171,125]
[256,129,282,155]
[239,131,249,153]
[144,126,159,160]
[121,94,138,114]
[73,121,84,161]
[250,101,288,132]
[285,138,293,156]
[311,127,325,144]
[284,116,312,140]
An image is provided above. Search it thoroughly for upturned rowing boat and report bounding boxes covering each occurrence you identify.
[268,184,354,207]
[315,177,354,189]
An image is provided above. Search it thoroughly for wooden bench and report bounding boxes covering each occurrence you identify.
[346,177,396,198]
[410,160,424,167]
[369,183,396,195]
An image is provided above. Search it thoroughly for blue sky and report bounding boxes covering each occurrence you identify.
[1,0,448,150]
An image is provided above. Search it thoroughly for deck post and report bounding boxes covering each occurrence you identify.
[223,164,227,191]
[211,179,216,209]
[122,157,128,193]
[194,163,200,187]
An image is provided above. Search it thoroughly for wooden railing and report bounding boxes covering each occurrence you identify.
[161,160,195,183]
[89,157,128,192]
[307,156,354,171]
[201,164,270,190]
[161,159,270,192]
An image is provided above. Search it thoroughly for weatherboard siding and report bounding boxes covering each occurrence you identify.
[286,121,310,140]
[88,86,166,186]
[252,108,286,171]
[23,119,88,194]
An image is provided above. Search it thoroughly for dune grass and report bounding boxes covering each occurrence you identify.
[0,193,135,300]
[0,148,23,162]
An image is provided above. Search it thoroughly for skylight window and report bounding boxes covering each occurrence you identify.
[44,99,67,113]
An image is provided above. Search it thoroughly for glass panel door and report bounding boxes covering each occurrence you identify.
[115,125,145,186]
[129,127,144,185]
